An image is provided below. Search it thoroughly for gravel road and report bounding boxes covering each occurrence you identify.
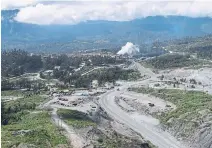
[99,87,186,148]
[51,108,87,148]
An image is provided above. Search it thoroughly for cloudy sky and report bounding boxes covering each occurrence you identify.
[2,0,212,25]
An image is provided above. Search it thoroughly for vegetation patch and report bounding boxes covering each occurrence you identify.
[57,109,96,128]
[1,50,42,78]
[87,128,154,148]
[143,54,208,69]
[1,90,68,148]
[2,94,48,125]
[74,67,141,88]
[1,90,23,97]
[1,112,68,148]
[163,35,212,60]
[98,134,151,148]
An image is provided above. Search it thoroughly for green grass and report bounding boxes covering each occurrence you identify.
[2,94,49,126]
[93,131,155,148]
[5,95,47,110]
[131,88,212,118]
[1,90,48,99]
[1,112,68,148]
[57,109,96,128]
[1,90,23,97]
[122,71,141,81]
[143,54,209,69]
[163,35,212,60]
[1,90,68,148]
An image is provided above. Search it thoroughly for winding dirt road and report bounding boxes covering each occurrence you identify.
[99,86,186,148]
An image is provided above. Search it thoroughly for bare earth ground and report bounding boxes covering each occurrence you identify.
[42,61,212,148]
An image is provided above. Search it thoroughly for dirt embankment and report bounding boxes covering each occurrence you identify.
[73,107,154,148]
[130,87,212,148]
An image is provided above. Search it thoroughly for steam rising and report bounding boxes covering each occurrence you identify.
[117,42,139,56]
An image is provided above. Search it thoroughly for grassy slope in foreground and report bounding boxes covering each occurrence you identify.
[131,87,212,140]
[1,91,68,148]
[2,112,68,148]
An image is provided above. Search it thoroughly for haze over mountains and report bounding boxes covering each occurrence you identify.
[2,9,212,52]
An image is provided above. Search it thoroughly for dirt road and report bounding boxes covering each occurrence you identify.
[99,86,186,148]
[51,108,88,148]
[130,60,155,77]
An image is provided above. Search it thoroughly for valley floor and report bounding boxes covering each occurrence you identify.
[2,61,212,148]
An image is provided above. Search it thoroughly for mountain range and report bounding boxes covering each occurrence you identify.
[2,9,212,52]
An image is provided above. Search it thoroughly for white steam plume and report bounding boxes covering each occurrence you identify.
[117,42,139,55]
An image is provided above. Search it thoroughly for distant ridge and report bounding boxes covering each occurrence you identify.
[2,9,212,52]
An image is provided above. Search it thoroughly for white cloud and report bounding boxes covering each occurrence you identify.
[1,0,38,10]
[7,1,212,25]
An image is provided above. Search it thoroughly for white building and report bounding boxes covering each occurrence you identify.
[105,82,114,89]
[43,70,53,76]
[92,80,99,88]
[54,66,60,70]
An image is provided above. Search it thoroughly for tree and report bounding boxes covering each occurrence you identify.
[173,83,176,88]
[2,49,43,77]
